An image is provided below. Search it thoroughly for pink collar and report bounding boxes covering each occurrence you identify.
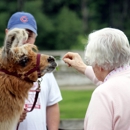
[104,65,130,82]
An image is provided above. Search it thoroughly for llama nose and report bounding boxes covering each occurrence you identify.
[48,56,55,63]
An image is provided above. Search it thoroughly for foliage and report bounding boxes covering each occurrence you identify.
[71,35,88,50]
[54,7,83,50]
[0,0,130,49]
[0,1,18,47]
[0,12,9,47]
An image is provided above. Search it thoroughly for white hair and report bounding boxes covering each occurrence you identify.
[85,27,130,70]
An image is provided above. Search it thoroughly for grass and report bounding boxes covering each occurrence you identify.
[59,89,94,119]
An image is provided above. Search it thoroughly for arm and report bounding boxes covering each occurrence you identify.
[44,73,62,130]
[63,52,87,74]
[63,52,102,86]
[84,66,102,86]
[46,103,60,130]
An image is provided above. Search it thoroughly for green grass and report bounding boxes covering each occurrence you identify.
[59,89,94,119]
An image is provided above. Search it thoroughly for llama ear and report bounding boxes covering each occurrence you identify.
[1,32,18,65]
[2,30,17,63]
[32,45,38,52]
[3,30,16,52]
[1,28,28,65]
[23,44,38,52]
[1,33,12,63]
[1,46,14,65]
[3,28,28,52]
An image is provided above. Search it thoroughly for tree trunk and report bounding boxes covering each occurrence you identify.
[81,0,88,33]
[17,0,25,11]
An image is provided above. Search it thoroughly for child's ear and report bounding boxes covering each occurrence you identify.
[5,29,8,34]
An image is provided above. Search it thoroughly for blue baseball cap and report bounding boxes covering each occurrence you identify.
[7,12,37,35]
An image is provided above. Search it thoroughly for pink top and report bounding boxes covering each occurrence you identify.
[84,66,102,86]
[84,66,130,130]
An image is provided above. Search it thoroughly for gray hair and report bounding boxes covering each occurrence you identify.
[85,27,130,70]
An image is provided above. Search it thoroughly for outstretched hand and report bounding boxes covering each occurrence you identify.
[63,52,87,74]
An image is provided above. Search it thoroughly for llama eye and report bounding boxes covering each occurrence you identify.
[19,57,29,67]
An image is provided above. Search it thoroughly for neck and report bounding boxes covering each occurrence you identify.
[102,69,112,81]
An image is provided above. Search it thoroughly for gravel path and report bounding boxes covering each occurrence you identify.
[60,84,96,90]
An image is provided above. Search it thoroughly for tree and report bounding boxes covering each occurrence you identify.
[81,0,88,33]
[17,0,25,11]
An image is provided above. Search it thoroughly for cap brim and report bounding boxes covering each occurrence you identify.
[9,24,37,35]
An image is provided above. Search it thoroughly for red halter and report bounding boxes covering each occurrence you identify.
[0,53,41,82]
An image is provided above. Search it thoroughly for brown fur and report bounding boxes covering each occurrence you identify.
[0,28,57,130]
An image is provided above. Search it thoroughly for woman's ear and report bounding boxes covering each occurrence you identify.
[100,67,104,72]
[96,65,102,72]
[5,29,8,34]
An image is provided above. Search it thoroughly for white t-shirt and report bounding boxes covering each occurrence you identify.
[18,73,62,130]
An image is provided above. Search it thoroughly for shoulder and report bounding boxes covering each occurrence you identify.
[93,78,117,94]
[92,76,128,99]
[91,79,116,99]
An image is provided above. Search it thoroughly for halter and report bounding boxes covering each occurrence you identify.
[0,53,41,82]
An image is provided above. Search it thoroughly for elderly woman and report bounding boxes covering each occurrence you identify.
[63,28,130,130]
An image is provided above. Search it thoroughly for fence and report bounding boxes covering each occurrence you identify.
[59,119,84,130]
[39,50,94,87]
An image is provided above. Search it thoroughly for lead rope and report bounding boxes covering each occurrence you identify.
[16,79,42,130]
